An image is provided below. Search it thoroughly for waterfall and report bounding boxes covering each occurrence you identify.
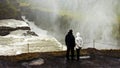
[24,0,120,49]
[21,16,47,37]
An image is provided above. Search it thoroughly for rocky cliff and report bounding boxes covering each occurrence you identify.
[0,0,21,20]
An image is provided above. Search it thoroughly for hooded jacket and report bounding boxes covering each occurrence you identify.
[75,32,83,49]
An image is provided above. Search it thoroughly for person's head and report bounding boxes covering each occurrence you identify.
[76,32,80,37]
[68,29,73,34]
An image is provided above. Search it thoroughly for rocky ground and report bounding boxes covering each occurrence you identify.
[0,54,120,68]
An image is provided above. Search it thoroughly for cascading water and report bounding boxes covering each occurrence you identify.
[25,0,120,49]
[22,16,47,37]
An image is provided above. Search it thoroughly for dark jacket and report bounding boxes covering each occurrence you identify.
[65,31,75,47]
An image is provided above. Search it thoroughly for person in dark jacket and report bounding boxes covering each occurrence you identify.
[65,29,75,60]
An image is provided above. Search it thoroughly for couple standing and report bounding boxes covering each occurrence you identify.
[65,29,83,61]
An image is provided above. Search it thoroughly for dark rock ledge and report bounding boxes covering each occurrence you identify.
[0,26,30,36]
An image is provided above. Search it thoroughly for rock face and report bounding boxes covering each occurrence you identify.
[0,26,30,36]
[0,0,21,20]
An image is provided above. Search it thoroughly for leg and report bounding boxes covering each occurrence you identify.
[71,47,75,60]
[76,48,80,60]
[66,47,70,60]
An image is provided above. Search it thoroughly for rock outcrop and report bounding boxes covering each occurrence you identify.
[0,26,30,36]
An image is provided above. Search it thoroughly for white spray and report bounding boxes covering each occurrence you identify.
[24,0,120,49]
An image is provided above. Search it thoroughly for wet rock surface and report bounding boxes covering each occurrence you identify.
[22,58,44,68]
[0,55,120,68]
[0,26,30,36]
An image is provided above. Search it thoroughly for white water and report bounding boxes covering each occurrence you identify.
[0,19,28,28]
[0,19,64,55]
[25,0,120,49]
[22,16,64,49]
[22,16,47,37]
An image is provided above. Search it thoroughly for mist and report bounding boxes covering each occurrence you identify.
[23,0,120,49]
